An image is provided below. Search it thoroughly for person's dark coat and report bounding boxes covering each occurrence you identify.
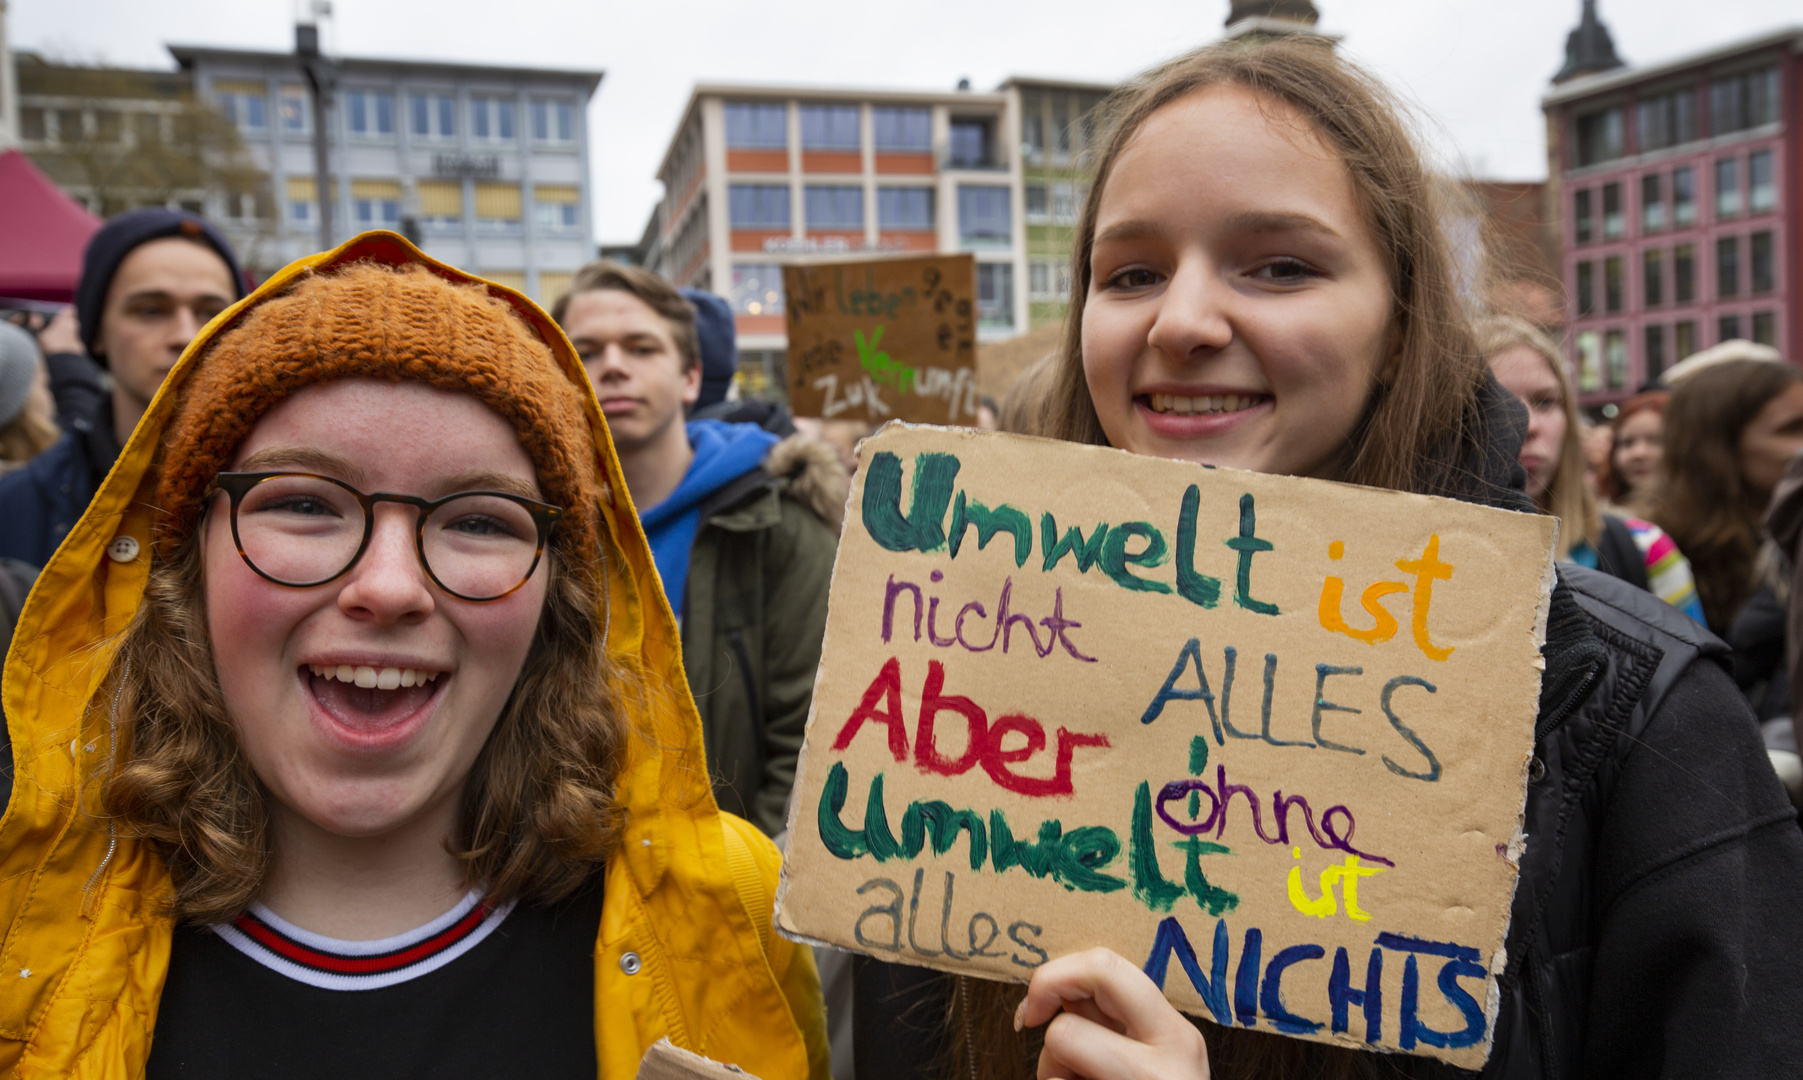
[0,386,119,565]
[682,433,846,836]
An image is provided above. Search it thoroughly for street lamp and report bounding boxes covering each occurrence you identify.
[296,13,336,252]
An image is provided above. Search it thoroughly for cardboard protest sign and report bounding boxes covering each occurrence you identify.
[774,424,1556,1068]
[784,255,979,425]
[636,1040,758,1079]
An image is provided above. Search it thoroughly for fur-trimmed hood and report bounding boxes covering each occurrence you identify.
[766,433,851,534]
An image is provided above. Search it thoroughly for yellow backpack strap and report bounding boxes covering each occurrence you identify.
[719,814,772,959]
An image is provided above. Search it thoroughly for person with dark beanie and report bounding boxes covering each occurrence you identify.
[0,207,244,564]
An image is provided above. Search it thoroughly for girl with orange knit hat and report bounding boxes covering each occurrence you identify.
[0,233,827,1078]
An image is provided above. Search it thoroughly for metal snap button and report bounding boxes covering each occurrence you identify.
[619,951,642,975]
[107,536,141,562]
[1527,757,1546,783]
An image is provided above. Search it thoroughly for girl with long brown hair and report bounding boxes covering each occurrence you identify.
[1477,315,1702,623]
[854,37,1803,1080]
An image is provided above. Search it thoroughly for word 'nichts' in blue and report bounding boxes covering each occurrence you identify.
[862,451,1278,614]
[1142,917,1487,1051]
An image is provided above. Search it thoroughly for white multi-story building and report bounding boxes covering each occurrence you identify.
[170,44,601,303]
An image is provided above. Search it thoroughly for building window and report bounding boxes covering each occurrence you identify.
[1640,174,1663,232]
[1604,256,1623,313]
[1601,183,1622,240]
[215,81,267,131]
[730,264,786,316]
[471,96,516,142]
[1643,249,1663,308]
[729,184,791,228]
[1709,65,1779,136]
[1051,182,1079,225]
[474,182,522,230]
[1717,236,1739,298]
[351,179,401,228]
[1672,166,1696,227]
[1719,314,1741,343]
[800,105,860,151]
[872,106,931,152]
[877,186,933,230]
[1025,182,1048,224]
[1715,156,1741,218]
[949,120,993,168]
[1028,259,1070,301]
[1752,311,1777,347]
[532,100,576,144]
[805,185,863,229]
[1022,105,1044,160]
[725,102,787,149]
[1749,149,1774,213]
[1635,87,1696,151]
[286,176,320,225]
[1750,231,1774,294]
[417,179,463,228]
[1674,320,1695,361]
[1576,331,1602,392]
[1674,243,1695,304]
[1573,189,1592,244]
[977,263,1014,329]
[1574,106,1623,167]
[280,85,308,132]
[1605,329,1627,389]
[1645,324,1666,380]
[1575,261,1594,317]
[534,184,581,230]
[958,185,1011,246]
[345,90,395,137]
[19,107,45,141]
[412,93,456,139]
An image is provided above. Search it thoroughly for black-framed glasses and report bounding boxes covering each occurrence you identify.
[206,472,563,602]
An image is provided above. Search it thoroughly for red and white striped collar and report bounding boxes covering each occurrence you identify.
[214,890,516,991]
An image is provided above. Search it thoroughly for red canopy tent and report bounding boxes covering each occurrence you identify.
[0,149,101,303]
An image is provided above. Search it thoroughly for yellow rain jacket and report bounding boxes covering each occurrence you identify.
[0,234,830,1079]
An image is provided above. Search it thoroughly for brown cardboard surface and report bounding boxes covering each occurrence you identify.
[784,254,979,423]
[773,424,1556,1069]
[635,1039,760,1079]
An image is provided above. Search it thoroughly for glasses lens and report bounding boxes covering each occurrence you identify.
[422,494,543,599]
[234,475,367,586]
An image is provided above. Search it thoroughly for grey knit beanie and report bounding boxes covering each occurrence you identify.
[0,322,41,428]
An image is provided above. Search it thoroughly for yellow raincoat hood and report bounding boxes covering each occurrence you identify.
[0,233,827,1078]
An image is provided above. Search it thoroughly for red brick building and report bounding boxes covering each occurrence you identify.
[1543,9,1800,403]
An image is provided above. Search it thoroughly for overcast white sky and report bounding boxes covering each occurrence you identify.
[13,0,1800,243]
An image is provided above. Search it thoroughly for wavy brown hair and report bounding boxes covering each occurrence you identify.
[1651,357,1802,632]
[100,515,629,924]
[1043,38,1491,499]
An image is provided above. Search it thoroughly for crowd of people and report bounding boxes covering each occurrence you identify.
[0,33,1798,1080]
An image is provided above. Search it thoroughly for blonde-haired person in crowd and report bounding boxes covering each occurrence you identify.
[1478,315,1703,623]
[0,321,60,473]
[851,36,1803,1080]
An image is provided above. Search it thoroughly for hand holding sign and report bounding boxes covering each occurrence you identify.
[774,424,1556,1070]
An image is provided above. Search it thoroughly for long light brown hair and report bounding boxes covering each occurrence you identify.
[1651,357,1802,632]
[101,498,630,925]
[1042,38,1491,501]
[0,406,58,465]
[1476,315,1597,558]
[955,35,1492,1080]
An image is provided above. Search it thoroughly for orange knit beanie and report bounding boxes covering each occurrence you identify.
[156,260,601,567]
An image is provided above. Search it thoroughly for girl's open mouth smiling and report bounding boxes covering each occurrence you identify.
[303,663,448,746]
